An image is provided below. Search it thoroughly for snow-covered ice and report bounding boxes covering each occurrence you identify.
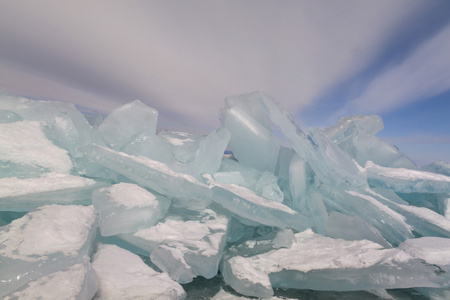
[2,92,450,299]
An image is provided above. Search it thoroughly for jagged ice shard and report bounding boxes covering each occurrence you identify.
[1,92,450,299]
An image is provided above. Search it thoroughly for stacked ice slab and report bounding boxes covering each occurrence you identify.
[1,92,450,299]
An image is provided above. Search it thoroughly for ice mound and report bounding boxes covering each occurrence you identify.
[1,92,450,299]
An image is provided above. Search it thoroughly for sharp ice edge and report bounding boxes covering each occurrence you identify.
[1,92,450,299]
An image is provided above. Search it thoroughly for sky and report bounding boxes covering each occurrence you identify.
[0,0,449,166]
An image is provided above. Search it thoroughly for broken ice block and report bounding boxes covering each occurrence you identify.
[82,144,212,202]
[92,243,186,299]
[121,130,175,164]
[221,106,280,172]
[0,173,105,211]
[189,126,230,179]
[93,183,171,236]
[258,93,366,189]
[368,188,450,239]
[0,95,78,125]
[325,114,384,139]
[325,211,391,248]
[204,175,310,231]
[0,205,97,297]
[222,230,450,297]
[3,259,97,300]
[98,100,158,150]
[364,161,450,193]
[325,115,417,169]
[254,171,284,203]
[320,187,414,245]
[119,208,228,283]
[223,91,272,131]
[0,121,73,174]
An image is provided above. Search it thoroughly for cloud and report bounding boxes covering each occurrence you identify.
[338,23,450,117]
[0,0,436,132]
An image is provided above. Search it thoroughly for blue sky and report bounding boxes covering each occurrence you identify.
[0,1,449,165]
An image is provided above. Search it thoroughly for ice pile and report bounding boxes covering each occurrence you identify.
[1,92,450,299]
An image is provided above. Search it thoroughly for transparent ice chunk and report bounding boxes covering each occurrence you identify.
[121,130,175,165]
[0,205,97,297]
[3,259,97,300]
[92,243,186,299]
[221,106,280,172]
[320,187,414,245]
[82,144,212,203]
[158,130,205,164]
[258,93,366,189]
[204,175,310,231]
[98,100,158,150]
[325,211,391,248]
[325,116,416,169]
[93,183,171,236]
[254,171,284,203]
[222,91,272,131]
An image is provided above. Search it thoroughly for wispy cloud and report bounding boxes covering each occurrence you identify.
[0,0,432,132]
[337,23,450,117]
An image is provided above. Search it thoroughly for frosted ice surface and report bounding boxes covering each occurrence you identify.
[0,121,73,174]
[222,255,273,298]
[3,259,97,300]
[364,161,450,193]
[98,100,158,150]
[204,174,310,231]
[0,205,97,297]
[221,106,280,172]
[92,243,186,300]
[93,183,171,236]
[223,229,450,296]
[82,144,212,202]
[0,173,103,211]
[119,209,228,283]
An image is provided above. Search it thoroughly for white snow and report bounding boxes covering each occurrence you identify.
[247,229,412,274]
[0,121,73,173]
[0,205,96,261]
[365,161,450,182]
[3,260,96,300]
[92,243,186,300]
[101,182,157,209]
[0,173,96,198]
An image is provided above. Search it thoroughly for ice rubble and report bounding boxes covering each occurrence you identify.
[1,92,450,299]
